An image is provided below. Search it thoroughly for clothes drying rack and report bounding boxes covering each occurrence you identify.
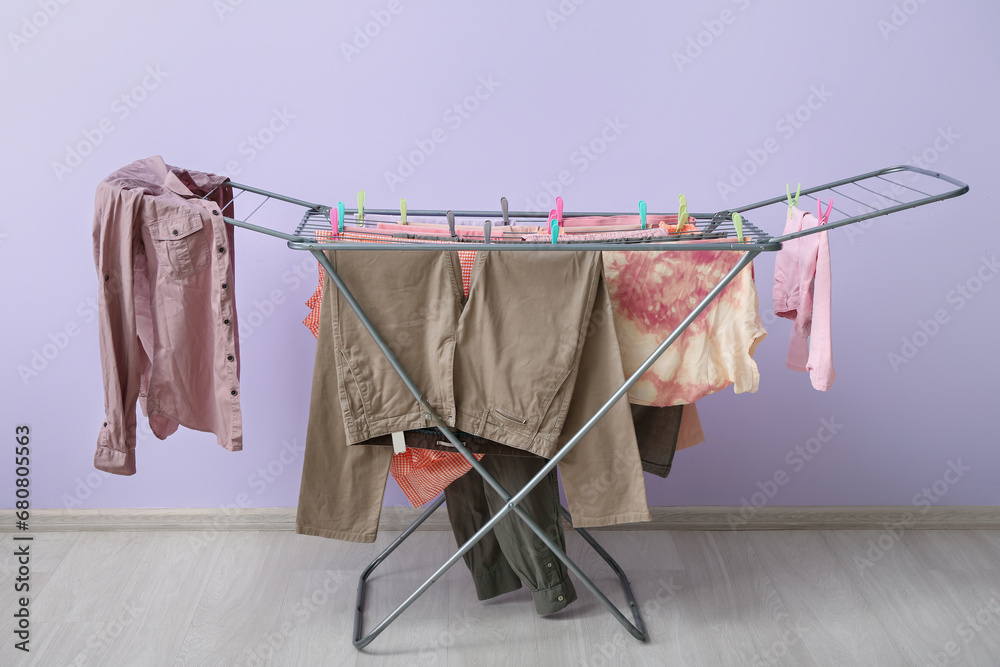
[210,165,967,650]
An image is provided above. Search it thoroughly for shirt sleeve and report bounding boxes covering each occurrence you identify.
[92,184,141,475]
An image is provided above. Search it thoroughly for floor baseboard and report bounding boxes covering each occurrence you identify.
[6,505,998,533]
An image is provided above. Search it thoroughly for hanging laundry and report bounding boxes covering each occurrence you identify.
[524,217,767,407]
[92,156,240,475]
[773,206,835,390]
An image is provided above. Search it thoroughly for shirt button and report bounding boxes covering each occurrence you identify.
[546,562,553,568]
[227,355,234,361]
[231,390,238,396]
[212,210,220,215]
[224,319,230,325]
[104,274,110,281]
[218,246,226,253]
[222,283,228,290]
[103,422,108,427]
[172,229,179,236]
[557,595,564,602]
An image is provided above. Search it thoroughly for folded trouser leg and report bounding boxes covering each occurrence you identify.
[296,265,393,543]
[453,251,650,528]
[444,463,523,601]
[479,455,577,616]
[556,271,652,528]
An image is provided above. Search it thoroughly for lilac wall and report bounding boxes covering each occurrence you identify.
[2,1,997,511]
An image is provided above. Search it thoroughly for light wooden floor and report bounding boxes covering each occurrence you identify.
[4,528,1000,666]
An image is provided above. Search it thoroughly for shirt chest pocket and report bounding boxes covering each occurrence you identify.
[149,213,210,278]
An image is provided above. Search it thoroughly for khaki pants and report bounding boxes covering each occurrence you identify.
[297,250,650,543]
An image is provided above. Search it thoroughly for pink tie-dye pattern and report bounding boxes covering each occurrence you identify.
[604,248,767,406]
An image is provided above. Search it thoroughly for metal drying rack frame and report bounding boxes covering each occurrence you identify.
[213,165,968,650]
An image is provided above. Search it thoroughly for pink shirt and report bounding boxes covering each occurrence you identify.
[773,206,835,390]
[93,157,242,474]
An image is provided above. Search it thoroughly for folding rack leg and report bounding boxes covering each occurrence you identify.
[310,247,762,650]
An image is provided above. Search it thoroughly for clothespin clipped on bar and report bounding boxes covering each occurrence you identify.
[400,198,407,225]
[676,194,688,234]
[555,196,564,226]
[550,217,559,244]
[500,197,509,226]
[732,212,744,243]
[447,210,456,238]
[786,183,801,219]
[483,220,492,244]
[639,200,647,230]
[336,202,345,233]
[357,190,366,227]
[817,197,833,224]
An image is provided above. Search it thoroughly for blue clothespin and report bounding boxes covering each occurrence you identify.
[639,200,647,230]
[336,202,345,233]
[550,218,559,244]
[732,212,744,243]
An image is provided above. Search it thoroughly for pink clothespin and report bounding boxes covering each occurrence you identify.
[817,198,833,224]
[550,196,563,227]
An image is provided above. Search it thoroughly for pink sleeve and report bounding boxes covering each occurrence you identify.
[806,229,836,390]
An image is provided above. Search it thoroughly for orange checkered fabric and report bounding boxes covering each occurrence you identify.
[303,228,479,506]
[389,447,485,507]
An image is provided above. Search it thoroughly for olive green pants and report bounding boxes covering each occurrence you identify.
[444,454,577,616]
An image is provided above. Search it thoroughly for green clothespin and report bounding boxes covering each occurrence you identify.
[550,218,559,244]
[400,198,407,225]
[357,190,365,227]
[786,183,801,219]
[639,200,647,230]
[676,194,688,234]
[732,212,744,243]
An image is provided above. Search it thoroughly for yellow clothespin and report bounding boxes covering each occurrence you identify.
[676,194,688,234]
[786,183,801,219]
[400,198,407,225]
[357,190,365,227]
